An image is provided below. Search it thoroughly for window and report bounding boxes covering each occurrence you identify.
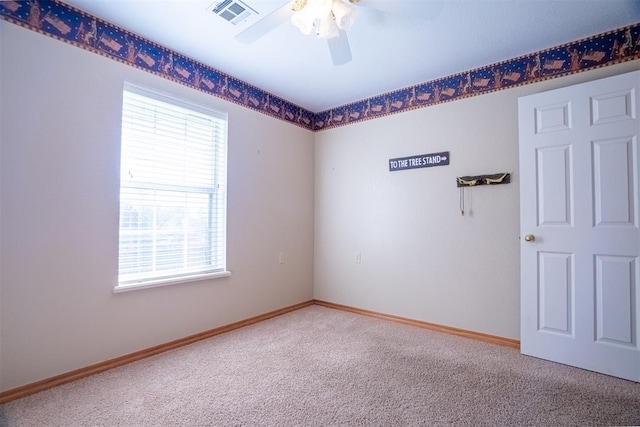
[116,83,228,291]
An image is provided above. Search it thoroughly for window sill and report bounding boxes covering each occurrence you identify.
[113,271,231,293]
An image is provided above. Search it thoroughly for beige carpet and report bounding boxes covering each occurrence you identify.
[1,305,639,426]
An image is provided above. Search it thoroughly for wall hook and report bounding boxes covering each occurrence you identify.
[456,172,510,187]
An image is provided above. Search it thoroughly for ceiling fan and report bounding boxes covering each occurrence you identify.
[234,0,443,66]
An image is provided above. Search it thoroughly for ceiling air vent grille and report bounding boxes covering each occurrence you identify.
[210,0,257,25]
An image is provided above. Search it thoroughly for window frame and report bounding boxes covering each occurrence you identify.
[114,83,230,293]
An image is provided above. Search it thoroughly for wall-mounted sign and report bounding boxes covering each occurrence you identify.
[389,151,450,172]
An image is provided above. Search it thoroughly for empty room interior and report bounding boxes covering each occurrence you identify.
[2,0,640,424]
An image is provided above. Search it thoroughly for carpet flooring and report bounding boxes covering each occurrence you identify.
[1,305,639,426]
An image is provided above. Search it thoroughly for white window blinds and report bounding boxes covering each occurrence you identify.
[118,83,228,287]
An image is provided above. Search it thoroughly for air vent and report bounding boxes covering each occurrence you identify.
[209,0,257,25]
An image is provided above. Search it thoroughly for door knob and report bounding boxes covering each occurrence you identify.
[524,234,535,242]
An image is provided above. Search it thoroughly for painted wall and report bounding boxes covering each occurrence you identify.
[0,22,315,392]
[314,60,640,340]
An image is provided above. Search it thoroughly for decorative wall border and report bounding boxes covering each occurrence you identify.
[315,22,640,130]
[1,0,640,132]
[0,0,316,130]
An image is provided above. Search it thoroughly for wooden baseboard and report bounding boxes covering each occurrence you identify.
[0,300,314,404]
[0,299,519,403]
[313,300,521,349]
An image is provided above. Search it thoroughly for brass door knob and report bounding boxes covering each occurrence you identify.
[524,234,535,242]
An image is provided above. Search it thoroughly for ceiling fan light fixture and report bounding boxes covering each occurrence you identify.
[291,0,356,39]
[331,0,356,30]
[291,6,315,35]
[309,0,333,15]
[316,15,339,39]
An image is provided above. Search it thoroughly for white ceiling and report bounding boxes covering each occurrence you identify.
[61,0,640,112]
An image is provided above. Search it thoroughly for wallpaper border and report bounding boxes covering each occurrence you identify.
[0,0,316,130]
[1,0,640,132]
[315,22,640,130]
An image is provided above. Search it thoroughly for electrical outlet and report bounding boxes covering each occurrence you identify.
[355,253,361,264]
[279,252,285,264]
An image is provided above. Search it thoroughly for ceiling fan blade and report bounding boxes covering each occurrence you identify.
[236,1,293,44]
[356,0,444,21]
[327,30,352,66]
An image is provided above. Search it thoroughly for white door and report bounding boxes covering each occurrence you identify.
[519,70,640,382]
